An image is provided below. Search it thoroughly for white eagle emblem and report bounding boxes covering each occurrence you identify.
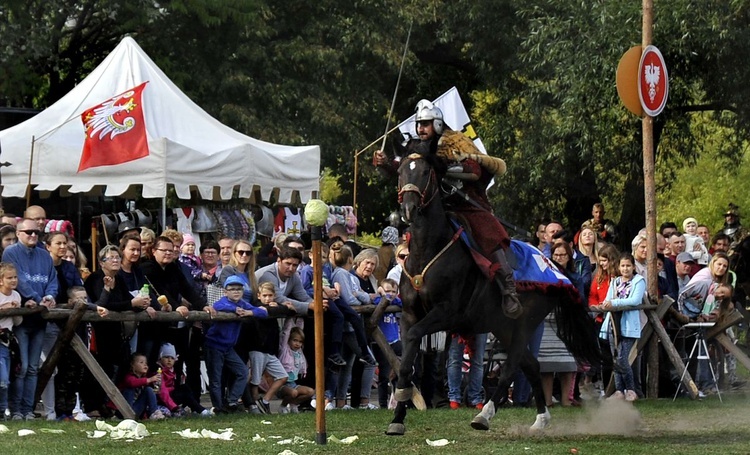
[83,90,138,141]
[644,63,661,103]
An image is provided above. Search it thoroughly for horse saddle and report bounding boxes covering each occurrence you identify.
[448,214,517,270]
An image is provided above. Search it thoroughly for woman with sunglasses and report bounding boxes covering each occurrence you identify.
[40,231,84,420]
[386,243,409,283]
[218,240,258,304]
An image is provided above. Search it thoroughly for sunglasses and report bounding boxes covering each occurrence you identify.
[236,250,253,256]
[398,254,409,260]
[19,229,41,236]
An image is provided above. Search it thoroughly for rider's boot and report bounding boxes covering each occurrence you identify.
[491,249,522,319]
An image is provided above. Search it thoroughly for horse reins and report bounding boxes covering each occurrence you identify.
[397,154,439,210]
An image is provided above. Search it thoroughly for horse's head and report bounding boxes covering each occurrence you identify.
[397,153,440,223]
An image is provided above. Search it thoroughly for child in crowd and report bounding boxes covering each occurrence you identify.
[204,275,267,413]
[278,326,314,414]
[371,278,402,408]
[178,233,208,289]
[54,286,108,420]
[118,353,164,420]
[241,282,291,414]
[598,253,645,402]
[0,262,21,418]
[156,343,212,417]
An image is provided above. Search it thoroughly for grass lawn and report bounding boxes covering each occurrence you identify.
[1,392,748,455]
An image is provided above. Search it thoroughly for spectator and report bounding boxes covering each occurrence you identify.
[204,275,267,413]
[598,253,645,402]
[386,243,409,283]
[683,217,710,266]
[3,218,57,421]
[155,343,211,417]
[278,326,314,414]
[371,277,402,408]
[117,353,164,420]
[139,227,156,261]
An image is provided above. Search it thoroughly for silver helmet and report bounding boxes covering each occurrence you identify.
[414,99,444,135]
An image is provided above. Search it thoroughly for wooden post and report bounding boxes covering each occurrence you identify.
[641,0,660,398]
[69,334,135,419]
[645,310,698,399]
[36,301,87,400]
[311,225,326,445]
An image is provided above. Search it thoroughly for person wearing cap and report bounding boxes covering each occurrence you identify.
[117,220,140,241]
[375,226,399,283]
[204,275,268,413]
[665,252,696,302]
[156,342,212,417]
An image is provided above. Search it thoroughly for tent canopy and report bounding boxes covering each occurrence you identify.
[0,37,320,203]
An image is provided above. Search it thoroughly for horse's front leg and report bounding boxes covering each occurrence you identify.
[395,308,449,400]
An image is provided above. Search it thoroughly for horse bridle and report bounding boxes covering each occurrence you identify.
[397,153,439,210]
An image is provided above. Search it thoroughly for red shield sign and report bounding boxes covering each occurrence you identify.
[638,45,668,116]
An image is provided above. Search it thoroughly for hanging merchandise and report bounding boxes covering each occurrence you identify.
[211,208,255,244]
[192,206,219,233]
[273,206,307,237]
[173,207,200,250]
[254,205,274,239]
[325,205,356,235]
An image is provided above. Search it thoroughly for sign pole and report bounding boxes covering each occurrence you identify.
[642,0,657,303]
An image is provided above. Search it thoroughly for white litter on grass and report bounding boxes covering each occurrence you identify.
[173,429,202,439]
[278,450,298,455]
[172,428,234,440]
[329,435,359,444]
[40,428,65,434]
[268,435,283,439]
[94,419,149,440]
[275,436,314,445]
[252,433,266,442]
[261,420,273,425]
[201,428,234,440]
[0,424,8,434]
[426,438,453,446]
[17,429,35,437]
[86,430,107,439]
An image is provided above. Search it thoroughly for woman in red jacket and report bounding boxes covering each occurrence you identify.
[586,243,619,398]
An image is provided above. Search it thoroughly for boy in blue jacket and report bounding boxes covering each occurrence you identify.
[204,275,267,413]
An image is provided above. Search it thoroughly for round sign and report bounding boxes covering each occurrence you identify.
[638,45,669,116]
[616,46,644,116]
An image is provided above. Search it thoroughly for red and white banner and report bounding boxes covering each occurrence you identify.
[78,82,150,171]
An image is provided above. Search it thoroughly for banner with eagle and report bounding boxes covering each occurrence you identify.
[78,81,150,172]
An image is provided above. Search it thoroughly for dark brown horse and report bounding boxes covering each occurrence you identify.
[387,152,603,435]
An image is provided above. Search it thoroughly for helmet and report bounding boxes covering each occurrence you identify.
[414,99,444,135]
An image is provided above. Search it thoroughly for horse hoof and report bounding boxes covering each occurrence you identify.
[470,415,490,431]
[530,409,551,431]
[386,423,406,436]
[394,387,414,402]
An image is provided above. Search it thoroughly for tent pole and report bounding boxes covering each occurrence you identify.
[26,136,35,208]
[162,196,167,231]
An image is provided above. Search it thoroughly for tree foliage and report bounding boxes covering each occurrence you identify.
[4,0,750,237]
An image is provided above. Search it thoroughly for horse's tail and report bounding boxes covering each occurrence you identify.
[553,297,609,367]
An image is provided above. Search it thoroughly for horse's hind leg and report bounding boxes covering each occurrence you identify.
[518,351,550,431]
[471,338,525,431]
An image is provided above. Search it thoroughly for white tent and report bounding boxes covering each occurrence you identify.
[0,36,320,203]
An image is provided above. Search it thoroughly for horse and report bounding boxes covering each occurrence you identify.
[386,152,604,435]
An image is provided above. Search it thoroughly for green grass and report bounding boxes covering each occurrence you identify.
[2,394,749,454]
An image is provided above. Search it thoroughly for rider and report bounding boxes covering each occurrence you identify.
[373,99,522,318]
